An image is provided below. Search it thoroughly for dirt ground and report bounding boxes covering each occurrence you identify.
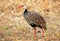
[0,0,60,41]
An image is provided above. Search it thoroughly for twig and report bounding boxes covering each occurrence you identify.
[0,13,5,18]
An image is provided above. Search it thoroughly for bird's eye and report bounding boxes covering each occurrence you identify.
[21,5,24,7]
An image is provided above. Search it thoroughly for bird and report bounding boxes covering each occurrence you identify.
[18,4,46,37]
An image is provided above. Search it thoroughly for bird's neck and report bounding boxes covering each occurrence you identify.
[24,9,28,13]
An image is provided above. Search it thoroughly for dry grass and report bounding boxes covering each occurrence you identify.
[0,0,60,41]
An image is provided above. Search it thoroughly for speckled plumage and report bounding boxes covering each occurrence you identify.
[23,9,46,29]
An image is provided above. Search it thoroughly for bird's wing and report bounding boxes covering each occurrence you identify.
[26,12,46,27]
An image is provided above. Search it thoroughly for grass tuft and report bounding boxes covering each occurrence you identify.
[0,25,8,30]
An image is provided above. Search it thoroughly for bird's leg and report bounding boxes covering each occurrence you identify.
[42,27,44,37]
[33,27,36,37]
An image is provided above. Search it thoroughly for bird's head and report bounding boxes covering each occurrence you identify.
[18,4,27,10]
[18,4,28,13]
